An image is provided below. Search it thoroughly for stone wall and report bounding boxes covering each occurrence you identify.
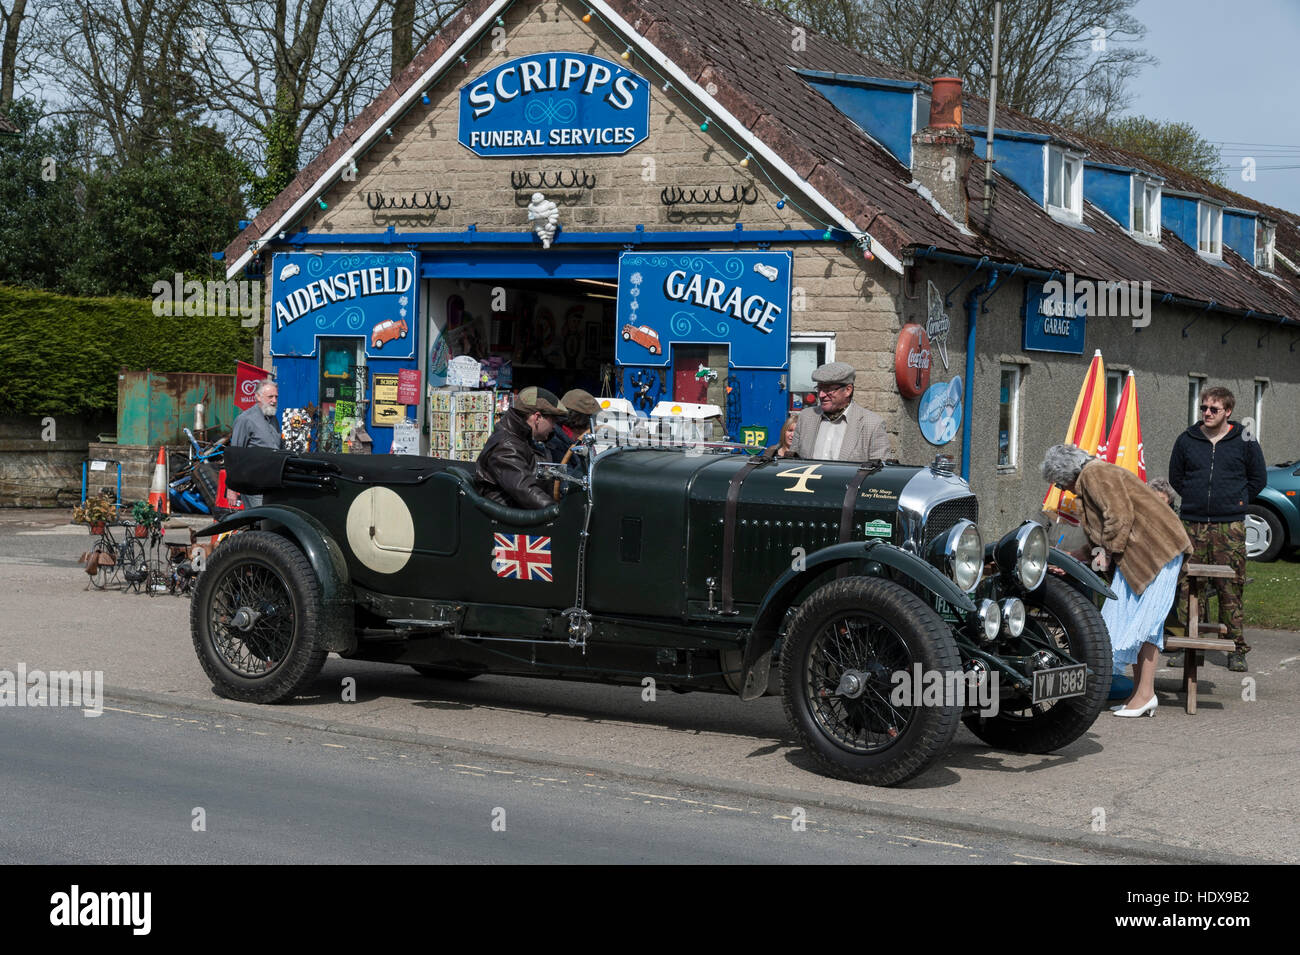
[0,414,115,507]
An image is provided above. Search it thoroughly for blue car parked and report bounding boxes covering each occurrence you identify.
[1246,459,1300,562]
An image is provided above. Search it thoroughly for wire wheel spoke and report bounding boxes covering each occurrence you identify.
[806,615,914,754]
[210,564,296,677]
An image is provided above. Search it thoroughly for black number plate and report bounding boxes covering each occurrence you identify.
[1032,664,1087,704]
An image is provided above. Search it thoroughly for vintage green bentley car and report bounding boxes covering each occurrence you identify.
[192,438,1115,786]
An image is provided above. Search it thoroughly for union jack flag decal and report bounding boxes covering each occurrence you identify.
[491,533,553,582]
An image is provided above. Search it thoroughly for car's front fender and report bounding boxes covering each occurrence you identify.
[1257,486,1300,543]
[736,541,977,701]
[197,505,356,653]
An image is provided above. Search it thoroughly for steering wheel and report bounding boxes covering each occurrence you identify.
[552,447,575,502]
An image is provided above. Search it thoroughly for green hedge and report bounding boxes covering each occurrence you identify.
[0,285,258,416]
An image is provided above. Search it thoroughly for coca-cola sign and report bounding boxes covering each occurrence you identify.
[894,323,932,399]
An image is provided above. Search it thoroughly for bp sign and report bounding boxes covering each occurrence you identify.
[459,52,650,157]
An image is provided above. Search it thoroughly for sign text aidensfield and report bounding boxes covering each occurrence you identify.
[269,252,417,359]
[459,52,649,157]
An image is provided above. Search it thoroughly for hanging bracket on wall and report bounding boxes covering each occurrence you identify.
[511,169,596,190]
[944,256,992,309]
[1182,299,1214,338]
[366,190,451,210]
[660,184,759,206]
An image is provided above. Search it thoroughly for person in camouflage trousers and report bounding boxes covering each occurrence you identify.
[1168,386,1266,672]
[1177,521,1249,657]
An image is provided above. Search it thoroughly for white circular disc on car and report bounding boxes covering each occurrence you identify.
[346,487,414,573]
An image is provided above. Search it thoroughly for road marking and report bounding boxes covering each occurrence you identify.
[629,792,677,801]
[15,526,88,536]
[1012,852,1079,865]
[885,833,969,849]
[322,743,345,749]
[103,706,166,719]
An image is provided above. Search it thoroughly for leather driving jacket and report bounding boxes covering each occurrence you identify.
[474,411,554,509]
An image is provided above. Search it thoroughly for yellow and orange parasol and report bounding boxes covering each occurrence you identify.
[1043,349,1107,524]
[1101,369,1146,480]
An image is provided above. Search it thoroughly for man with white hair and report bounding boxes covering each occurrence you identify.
[230,379,282,507]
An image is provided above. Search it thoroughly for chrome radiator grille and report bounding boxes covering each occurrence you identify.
[920,496,979,547]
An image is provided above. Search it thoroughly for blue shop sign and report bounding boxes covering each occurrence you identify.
[269,252,418,359]
[1023,280,1087,354]
[459,52,649,157]
[616,252,792,369]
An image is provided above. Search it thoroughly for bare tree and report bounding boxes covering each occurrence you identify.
[1,0,29,108]
[766,0,1154,129]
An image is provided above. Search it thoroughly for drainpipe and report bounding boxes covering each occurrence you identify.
[961,270,998,481]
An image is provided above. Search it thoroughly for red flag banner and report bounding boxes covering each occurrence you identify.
[235,361,264,413]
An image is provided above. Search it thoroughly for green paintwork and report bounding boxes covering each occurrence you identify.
[117,370,237,447]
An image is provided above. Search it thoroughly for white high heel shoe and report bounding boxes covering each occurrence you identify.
[1112,696,1158,718]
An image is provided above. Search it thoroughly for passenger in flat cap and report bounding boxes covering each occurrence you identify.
[475,386,567,509]
[788,361,892,462]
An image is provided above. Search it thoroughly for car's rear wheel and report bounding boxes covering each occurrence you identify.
[191,531,327,703]
[781,576,961,786]
[1245,505,1284,562]
[963,576,1110,754]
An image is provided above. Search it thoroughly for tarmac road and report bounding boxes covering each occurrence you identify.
[2,510,1297,863]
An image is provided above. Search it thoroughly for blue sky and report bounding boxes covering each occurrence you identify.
[1128,0,1300,213]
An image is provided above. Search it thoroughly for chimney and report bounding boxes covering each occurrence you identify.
[911,76,975,225]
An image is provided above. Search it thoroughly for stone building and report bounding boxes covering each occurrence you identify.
[224,0,1300,527]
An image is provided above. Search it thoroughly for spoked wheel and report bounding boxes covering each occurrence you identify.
[88,541,119,590]
[781,576,962,786]
[962,576,1111,754]
[190,531,327,703]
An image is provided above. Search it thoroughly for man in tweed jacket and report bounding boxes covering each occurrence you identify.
[790,361,893,462]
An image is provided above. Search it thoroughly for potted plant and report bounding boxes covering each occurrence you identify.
[71,494,118,533]
[130,500,164,537]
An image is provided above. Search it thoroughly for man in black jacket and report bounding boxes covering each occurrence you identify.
[1168,386,1267,672]
[475,387,567,509]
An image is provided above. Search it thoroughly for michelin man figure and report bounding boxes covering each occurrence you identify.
[527,192,560,249]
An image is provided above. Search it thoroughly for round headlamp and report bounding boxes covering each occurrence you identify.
[947,520,984,593]
[977,599,1001,641]
[999,597,1026,637]
[995,522,1049,592]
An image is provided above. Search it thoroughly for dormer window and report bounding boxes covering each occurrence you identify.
[1198,201,1223,257]
[1258,222,1276,272]
[1046,147,1083,219]
[1132,178,1161,240]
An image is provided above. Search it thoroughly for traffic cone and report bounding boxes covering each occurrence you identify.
[148,446,168,513]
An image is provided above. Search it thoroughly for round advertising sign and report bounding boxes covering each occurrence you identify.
[919,376,963,446]
[894,323,932,398]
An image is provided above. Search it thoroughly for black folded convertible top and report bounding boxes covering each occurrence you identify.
[224,446,472,491]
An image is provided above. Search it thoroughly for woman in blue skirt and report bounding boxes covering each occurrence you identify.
[1042,445,1192,718]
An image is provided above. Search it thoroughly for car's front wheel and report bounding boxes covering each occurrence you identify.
[780,576,961,786]
[1245,504,1284,562]
[963,576,1110,754]
[191,531,328,703]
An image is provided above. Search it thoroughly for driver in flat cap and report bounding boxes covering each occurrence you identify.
[475,386,568,509]
[789,361,893,462]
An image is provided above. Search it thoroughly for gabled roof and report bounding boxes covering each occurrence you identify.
[226,0,1300,321]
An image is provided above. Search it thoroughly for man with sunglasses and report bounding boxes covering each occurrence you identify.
[788,361,892,462]
[1168,387,1267,672]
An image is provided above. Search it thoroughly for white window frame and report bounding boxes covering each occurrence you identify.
[1045,146,1084,219]
[790,332,837,397]
[1188,375,1206,426]
[1198,201,1223,257]
[1253,380,1266,441]
[997,364,1021,471]
[1105,370,1126,437]
[1131,178,1161,240]
[1258,222,1276,272]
